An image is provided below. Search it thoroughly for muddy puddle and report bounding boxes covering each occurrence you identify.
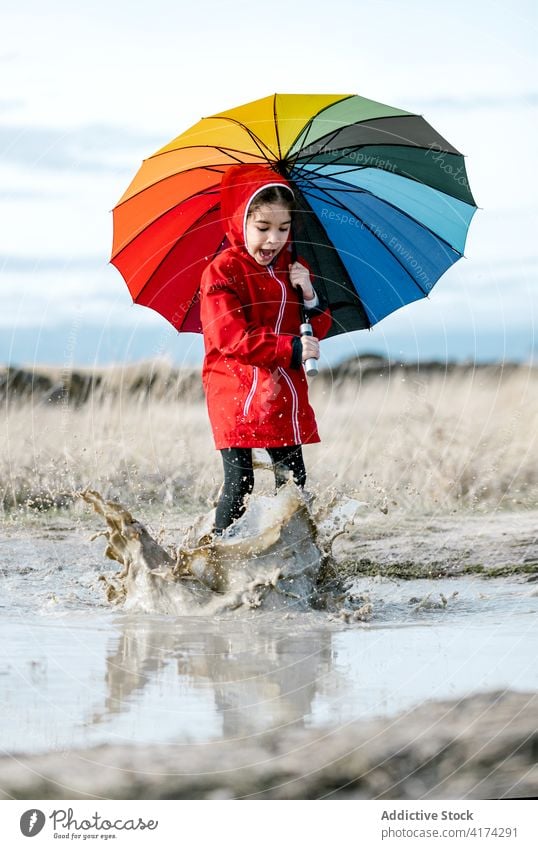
[1,492,537,756]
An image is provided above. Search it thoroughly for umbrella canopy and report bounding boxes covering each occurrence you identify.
[111,93,477,336]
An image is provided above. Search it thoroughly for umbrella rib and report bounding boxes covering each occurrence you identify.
[146,142,267,165]
[129,202,221,309]
[293,126,345,170]
[298,163,369,180]
[296,176,438,297]
[294,164,469,255]
[291,184,354,216]
[288,116,406,171]
[306,140,453,163]
[308,166,463,261]
[113,166,225,212]
[287,187,372,329]
[112,189,220,260]
[295,112,440,170]
[298,143,413,176]
[285,95,355,166]
[295,114,464,184]
[290,168,368,216]
[299,152,364,176]
[273,94,282,161]
[203,116,277,162]
[299,140,471,196]
[113,149,267,210]
[296,154,477,230]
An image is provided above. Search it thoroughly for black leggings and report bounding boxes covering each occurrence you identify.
[214,446,307,533]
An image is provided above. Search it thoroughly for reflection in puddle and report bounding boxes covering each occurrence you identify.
[92,616,336,741]
[2,581,537,755]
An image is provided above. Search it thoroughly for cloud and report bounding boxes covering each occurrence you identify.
[0,188,45,199]
[0,97,24,113]
[0,254,105,272]
[410,92,538,111]
[0,122,164,174]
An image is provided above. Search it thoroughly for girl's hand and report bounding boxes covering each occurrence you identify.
[301,335,320,362]
[289,262,315,300]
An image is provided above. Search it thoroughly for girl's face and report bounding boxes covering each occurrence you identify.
[245,203,292,266]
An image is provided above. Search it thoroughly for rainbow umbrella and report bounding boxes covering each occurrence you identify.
[111,93,476,336]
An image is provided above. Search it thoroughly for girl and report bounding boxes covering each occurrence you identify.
[200,163,332,535]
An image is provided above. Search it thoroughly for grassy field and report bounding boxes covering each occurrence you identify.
[1,359,537,515]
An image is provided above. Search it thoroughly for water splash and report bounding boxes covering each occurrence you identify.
[81,484,367,616]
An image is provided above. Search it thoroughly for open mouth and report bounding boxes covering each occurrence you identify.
[259,249,275,261]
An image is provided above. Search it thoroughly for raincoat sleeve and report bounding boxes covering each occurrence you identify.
[306,293,332,340]
[200,264,295,368]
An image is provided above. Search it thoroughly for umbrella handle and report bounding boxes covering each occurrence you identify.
[291,224,318,376]
[300,321,319,378]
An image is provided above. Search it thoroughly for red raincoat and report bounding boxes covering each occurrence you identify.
[200,164,332,449]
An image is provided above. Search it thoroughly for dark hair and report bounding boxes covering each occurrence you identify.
[247,185,295,217]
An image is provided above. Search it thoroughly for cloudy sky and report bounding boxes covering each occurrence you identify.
[1,0,536,365]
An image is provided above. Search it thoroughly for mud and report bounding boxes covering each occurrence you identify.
[1,690,535,799]
[1,500,537,800]
[80,485,366,616]
[334,510,538,579]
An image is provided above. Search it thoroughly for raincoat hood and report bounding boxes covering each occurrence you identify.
[220,163,294,249]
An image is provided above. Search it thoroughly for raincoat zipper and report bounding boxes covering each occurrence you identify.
[269,265,286,334]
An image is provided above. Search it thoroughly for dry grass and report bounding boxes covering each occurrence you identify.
[308,362,538,512]
[1,361,537,515]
